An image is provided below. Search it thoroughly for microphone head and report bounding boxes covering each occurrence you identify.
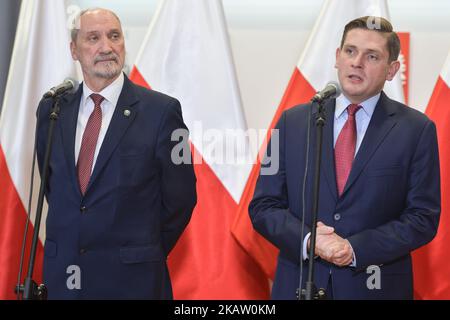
[64,77,80,94]
[42,77,80,99]
[311,81,342,103]
[326,81,342,99]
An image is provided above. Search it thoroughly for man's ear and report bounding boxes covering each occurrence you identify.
[386,60,400,81]
[335,47,341,69]
[70,41,79,61]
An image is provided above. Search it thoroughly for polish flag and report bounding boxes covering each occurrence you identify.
[130,0,269,299]
[231,0,405,282]
[0,0,76,299]
[412,51,450,299]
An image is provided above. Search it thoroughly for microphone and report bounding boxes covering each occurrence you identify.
[311,81,341,103]
[43,78,79,99]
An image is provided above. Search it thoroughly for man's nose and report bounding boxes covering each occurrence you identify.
[98,37,114,54]
[351,53,364,68]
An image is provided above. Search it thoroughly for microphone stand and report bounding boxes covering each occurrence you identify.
[298,98,328,300]
[16,96,62,300]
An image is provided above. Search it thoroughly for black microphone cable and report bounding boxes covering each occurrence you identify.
[16,100,43,300]
[298,100,313,300]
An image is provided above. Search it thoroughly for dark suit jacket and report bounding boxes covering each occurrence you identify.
[249,92,440,300]
[36,75,197,299]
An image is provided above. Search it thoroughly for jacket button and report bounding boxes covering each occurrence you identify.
[334,213,341,221]
[80,206,86,213]
[80,248,87,254]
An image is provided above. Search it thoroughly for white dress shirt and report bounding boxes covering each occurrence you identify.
[74,72,125,172]
[302,92,381,266]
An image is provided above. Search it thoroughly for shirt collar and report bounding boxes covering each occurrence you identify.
[334,92,380,120]
[81,72,125,107]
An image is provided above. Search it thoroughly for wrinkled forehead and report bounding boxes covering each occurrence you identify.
[73,9,122,33]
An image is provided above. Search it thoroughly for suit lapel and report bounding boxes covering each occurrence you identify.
[58,87,83,197]
[319,99,339,201]
[86,76,139,193]
[342,92,397,195]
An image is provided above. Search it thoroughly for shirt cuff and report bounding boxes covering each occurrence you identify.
[303,232,311,261]
[348,240,356,267]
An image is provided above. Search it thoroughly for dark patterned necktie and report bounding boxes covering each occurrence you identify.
[77,93,104,195]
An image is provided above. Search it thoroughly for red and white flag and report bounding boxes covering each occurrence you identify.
[231,0,405,282]
[130,0,269,299]
[0,0,76,299]
[412,51,450,299]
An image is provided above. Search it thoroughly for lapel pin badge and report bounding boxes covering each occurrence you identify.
[124,109,131,117]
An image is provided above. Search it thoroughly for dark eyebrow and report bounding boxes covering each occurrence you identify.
[343,44,383,55]
[366,49,382,55]
[343,44,356,49]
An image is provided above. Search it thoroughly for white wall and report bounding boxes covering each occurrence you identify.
[69,0,450,132]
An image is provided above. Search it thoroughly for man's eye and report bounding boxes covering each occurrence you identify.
[368,54,378,61]
[111,33,121,40]
[88,36,98,42]
[345,48,354,54]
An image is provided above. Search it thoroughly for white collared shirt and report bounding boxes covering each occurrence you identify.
[74,72,125,172]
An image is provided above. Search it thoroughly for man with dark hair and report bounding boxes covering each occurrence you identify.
[340,16,400,63]
[37,8,197,299]
[249,16,440,299]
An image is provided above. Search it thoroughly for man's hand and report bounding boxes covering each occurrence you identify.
[308,221,354,267]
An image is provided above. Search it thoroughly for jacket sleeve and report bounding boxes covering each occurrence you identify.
[35,98,53,195]
[249,110,311,264]
[156,99,197,255]
[348,119,441,270]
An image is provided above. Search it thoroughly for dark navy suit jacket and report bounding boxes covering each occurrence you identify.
[37,75,197,299]
[249,92,440,299]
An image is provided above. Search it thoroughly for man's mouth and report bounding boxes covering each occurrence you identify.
[348,74,363,82]
[95,57,117,64]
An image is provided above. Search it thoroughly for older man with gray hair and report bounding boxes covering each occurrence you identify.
[37,8,197,299]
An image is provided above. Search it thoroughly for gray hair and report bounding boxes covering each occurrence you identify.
[70,8,122,42]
